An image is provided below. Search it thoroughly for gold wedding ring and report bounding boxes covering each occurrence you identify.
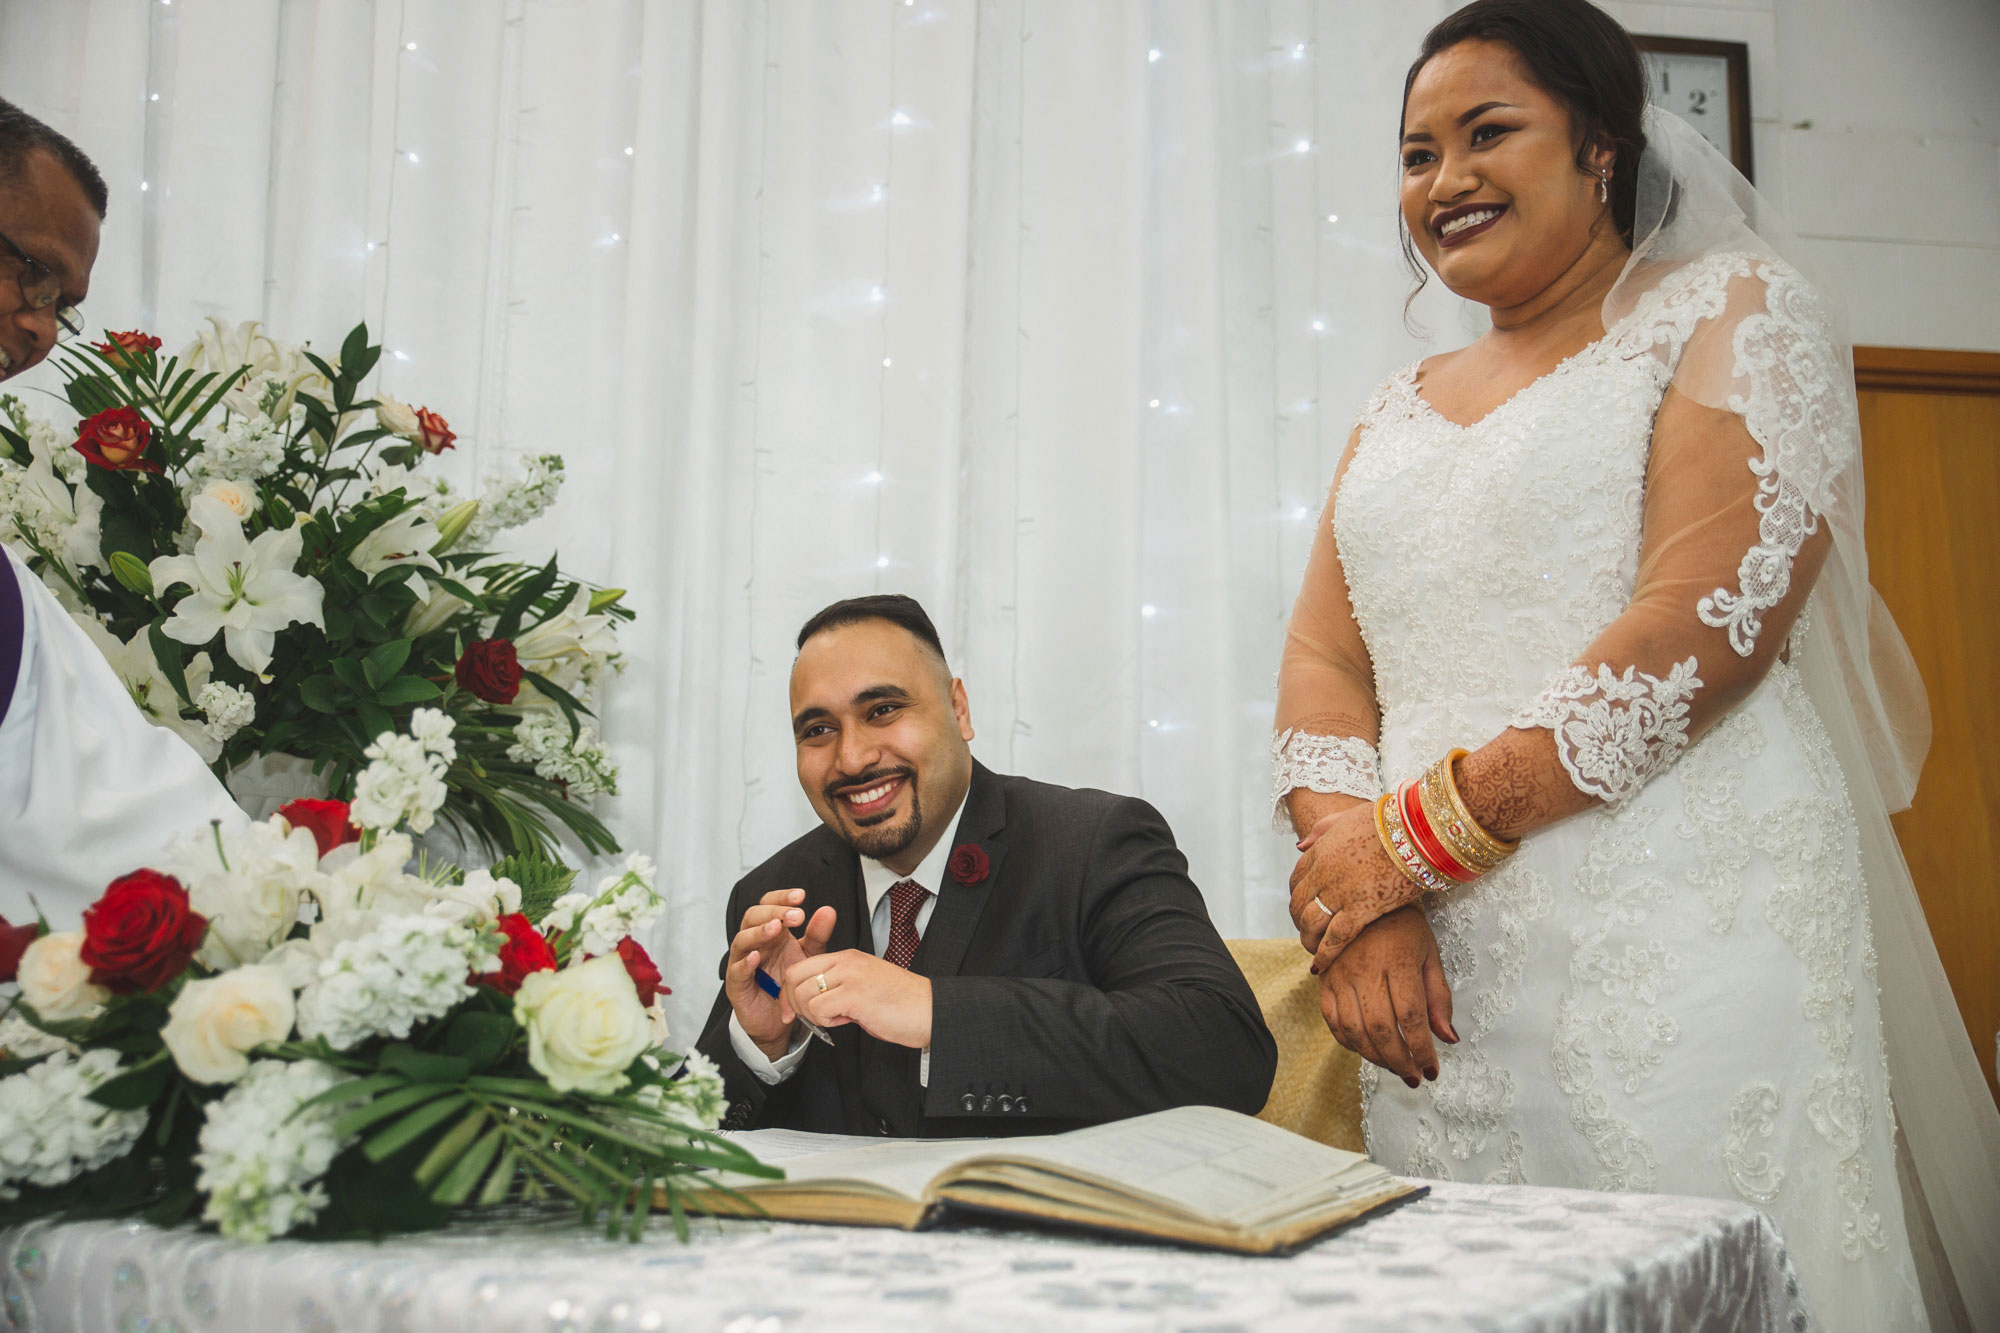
[814,974,828,993]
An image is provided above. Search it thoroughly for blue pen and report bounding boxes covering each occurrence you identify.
[755,967,836,1045]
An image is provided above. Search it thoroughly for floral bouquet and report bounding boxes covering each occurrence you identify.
[0,711,774,1243]
[0,318,623,859]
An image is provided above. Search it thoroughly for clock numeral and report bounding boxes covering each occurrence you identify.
[1686,88,1709,116]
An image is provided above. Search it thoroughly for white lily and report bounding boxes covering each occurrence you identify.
[71,613,221,762]
[348,508,443,602]
[509,584,619,709]
[403,571,485,638]
[151,494,326,675]
[180,316,332,419]
[0,447,104,573]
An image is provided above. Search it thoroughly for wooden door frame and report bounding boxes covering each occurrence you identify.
[1855,346,2000,396]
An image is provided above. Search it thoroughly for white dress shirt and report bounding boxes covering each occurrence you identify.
[727,792,970,1086]
[0,548,245,925]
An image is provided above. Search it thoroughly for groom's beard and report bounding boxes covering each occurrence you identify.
[825,766,924,861]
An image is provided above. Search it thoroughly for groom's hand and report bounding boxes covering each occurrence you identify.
[1319,906,1457,1087]
[783,950,933,1050]
[725,889,837,1060]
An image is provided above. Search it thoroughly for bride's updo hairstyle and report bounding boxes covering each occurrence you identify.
[1399,0,1648,305]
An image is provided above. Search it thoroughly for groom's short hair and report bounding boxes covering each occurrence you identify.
[796,594,947,667]
[0,98,109,218]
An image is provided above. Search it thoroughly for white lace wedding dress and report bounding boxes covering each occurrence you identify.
[1282,252,1927,1329]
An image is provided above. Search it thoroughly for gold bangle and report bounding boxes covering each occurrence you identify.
[1418,760,1508,876]
[1376,790,1454,896]
[1431,747,1518,864]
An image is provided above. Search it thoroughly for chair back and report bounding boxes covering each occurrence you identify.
[1225,938,1364,1152]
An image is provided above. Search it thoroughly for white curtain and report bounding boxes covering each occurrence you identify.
[0,0,1473,1038]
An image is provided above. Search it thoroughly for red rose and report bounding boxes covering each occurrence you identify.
[0,914,40,984]
[93,330,161,369]
[470,913,557,996]
[948,843,989,885]
[78,870,207,994]
[414,407,456,454]
[278,798,360,859]
[73,406,161,473]
[455,638,522,705]
[614,936,667,1007]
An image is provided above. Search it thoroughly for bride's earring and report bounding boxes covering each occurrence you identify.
[1598,169,1610,205]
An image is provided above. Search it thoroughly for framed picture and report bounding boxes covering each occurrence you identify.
[1632,35,1754,183]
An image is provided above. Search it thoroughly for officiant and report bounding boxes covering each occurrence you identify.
[0,99,243,926]
[695,594,1276,1137]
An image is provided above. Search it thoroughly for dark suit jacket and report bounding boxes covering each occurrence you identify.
[694,762,1277,1137]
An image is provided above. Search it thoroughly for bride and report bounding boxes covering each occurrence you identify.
[1270,0,2000,1327]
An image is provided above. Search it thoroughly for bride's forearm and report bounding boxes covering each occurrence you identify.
[1283,788,1369,840]
[1453,727,1597,843]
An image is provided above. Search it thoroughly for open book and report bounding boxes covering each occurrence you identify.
[684,1105,1421,1255]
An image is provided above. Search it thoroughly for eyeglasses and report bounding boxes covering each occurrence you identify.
[0,228,85,342]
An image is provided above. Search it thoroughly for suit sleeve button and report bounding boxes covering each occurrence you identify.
[1015,1096,1029,1114]
[960,1093,977,1112]
[997,1095,1013,1112]
[980,1095,995,1113]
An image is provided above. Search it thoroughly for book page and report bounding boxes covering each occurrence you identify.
[729,1134,1027,1201]
[956,1106,1378,1227]
[724,1128,890,1165]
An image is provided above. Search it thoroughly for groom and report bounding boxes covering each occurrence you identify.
[694,595,1275,1136]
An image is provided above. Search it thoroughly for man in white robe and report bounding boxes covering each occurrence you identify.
[0,100,242,925]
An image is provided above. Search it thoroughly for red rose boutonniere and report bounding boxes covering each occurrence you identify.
[947,843,989,886]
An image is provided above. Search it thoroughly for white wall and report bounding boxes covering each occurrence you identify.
[1605,0,2000,351]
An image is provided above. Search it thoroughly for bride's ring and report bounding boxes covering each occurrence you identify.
[814,974,828,993]
[1308,896,1332,918]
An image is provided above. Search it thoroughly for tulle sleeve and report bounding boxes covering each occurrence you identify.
[1271,426,1384,827]
[1510,254,1844,801]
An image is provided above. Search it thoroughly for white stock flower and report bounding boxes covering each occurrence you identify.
[163,817,323,970]
[151,494,326,675]
[513,955,653,1095]
[309,832,432,944]
[422,868,521,927]
[17,933,109,1024]
[195,1059,355,1242]
[506,713,618,800]
[0,1049,149,1193]
[0,1009,70,1061]
[540,854,662,957]
[463,454,564,548]
[184,413,286,486]
[348,508,442,601]
[350,713,455,834]
[294,914,494,1051]
[161,965,295,1085]
[196,681,257,747]
[640,1051,728,1131]
[72,614,221,762]
[508,585,619,710]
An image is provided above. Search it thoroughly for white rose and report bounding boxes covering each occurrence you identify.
[513,955,653,1095]
[195,477,260,521]
[17,932,110,1023]
[374,395,421,439]
[161,966,296,1085]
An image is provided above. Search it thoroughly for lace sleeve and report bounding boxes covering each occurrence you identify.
[1271,728,1382,823]
[1513,256,1835,805]
[1272,425,1382,833]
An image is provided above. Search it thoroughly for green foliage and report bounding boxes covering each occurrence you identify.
[488,854,578,922]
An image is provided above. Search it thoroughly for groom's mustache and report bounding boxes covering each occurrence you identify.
[824,765,916,806]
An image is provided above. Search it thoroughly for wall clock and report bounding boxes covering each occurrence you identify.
[1632,35,1754,183]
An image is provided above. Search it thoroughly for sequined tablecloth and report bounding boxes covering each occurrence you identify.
[0,1180,1809,1333]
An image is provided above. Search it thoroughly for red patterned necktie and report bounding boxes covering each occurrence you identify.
[884,879,931,971]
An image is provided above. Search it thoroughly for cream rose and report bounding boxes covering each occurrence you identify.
[17,932,110,1023]
[161,965,296,1085]
[374,394,421,439]
[196,477,260,521]
[513,956,654,1095]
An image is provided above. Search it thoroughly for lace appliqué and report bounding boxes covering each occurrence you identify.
[1269,728,1381,825]
[1512,658,1703,802]
[1723,1083,1785,1204]
[1697,263,1854,658]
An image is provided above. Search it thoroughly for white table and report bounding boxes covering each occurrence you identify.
[1,1180,1811,1333]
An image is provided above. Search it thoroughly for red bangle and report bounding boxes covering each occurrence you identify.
[1399,779,1478,883]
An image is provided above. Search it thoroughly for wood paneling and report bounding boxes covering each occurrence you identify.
[1858,356,2000,1107]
